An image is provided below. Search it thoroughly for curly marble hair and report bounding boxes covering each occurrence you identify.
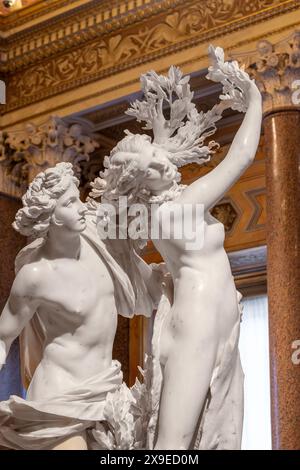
[90,133,181,206]
[13,162,79,238]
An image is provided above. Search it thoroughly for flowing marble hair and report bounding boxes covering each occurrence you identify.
[90,133,182,207]
[90,46,251,206]
[13,162,79,238]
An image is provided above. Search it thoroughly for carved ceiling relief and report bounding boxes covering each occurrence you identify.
[211,200,239,234]
[3,0,296,112]
[231,30,300,113]
[0,116,99,191]
[5,0,288,62]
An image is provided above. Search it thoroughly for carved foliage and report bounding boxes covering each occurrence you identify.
[235,31,300,112]
[0,116,99,187]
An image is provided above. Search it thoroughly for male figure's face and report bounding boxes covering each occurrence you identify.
[53,181,87,233]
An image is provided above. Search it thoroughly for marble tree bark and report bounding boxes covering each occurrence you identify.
[234,32,300,450]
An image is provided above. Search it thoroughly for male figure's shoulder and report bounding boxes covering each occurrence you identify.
[12,259,48,298]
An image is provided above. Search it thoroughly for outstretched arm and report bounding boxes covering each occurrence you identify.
[178,81,262,211]
[0,267,39,369]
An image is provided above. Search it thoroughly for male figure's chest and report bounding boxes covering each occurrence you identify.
[39,245,115,317]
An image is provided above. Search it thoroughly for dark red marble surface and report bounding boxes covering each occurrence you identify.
[264,111,300,450]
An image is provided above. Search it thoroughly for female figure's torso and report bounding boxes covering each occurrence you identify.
[152,204,239,366]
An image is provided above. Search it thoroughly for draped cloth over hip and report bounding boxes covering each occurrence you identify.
[0,360,122,450]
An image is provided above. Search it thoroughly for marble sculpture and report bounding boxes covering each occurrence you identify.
[0,46,262,450]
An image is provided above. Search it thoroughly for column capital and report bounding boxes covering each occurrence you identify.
[0,115,99,198]
[231,31,300,115]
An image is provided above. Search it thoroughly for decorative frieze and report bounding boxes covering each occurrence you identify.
[2,0,299,114]
[0,115,99,196]
[231,31,300,114]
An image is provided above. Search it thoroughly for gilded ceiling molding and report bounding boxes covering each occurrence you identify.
[0,115,99,197]
[3,0,296,68]
[0,0,180,57]
[2,0,299,114]
[0,0,40,17]
[0,0,100,31]
[231,30,300,114]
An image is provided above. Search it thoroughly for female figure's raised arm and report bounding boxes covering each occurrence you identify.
[179,81,262,211]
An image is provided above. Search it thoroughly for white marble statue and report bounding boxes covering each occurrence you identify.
[0,162,161,450]
[90,46,263,450]
[0,45,262,451]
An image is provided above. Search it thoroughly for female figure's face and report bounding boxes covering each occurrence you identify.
[141,145,179,193]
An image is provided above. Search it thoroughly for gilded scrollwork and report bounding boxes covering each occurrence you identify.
[4,0,297,111]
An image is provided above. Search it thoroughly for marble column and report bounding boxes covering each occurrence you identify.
[263,111,300,450]
[237,32,300,449]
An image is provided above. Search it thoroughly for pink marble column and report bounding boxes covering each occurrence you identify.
[263,111,300,450]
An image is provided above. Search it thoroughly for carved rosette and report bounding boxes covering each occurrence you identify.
[231,31,300,115]
[211,200,239,234]
[0,116,99,194]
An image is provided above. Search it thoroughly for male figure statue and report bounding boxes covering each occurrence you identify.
[0,162,156,450]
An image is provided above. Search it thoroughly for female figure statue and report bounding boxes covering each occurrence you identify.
[90,46,263,450]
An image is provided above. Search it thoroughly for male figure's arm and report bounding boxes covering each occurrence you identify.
[0,266,40,370]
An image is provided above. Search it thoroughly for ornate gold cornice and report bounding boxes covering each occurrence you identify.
[2,0,299,115]
[0,0,89,31]
[0,0,41,18]
[4,0,297,62]
[0,0,178,53]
